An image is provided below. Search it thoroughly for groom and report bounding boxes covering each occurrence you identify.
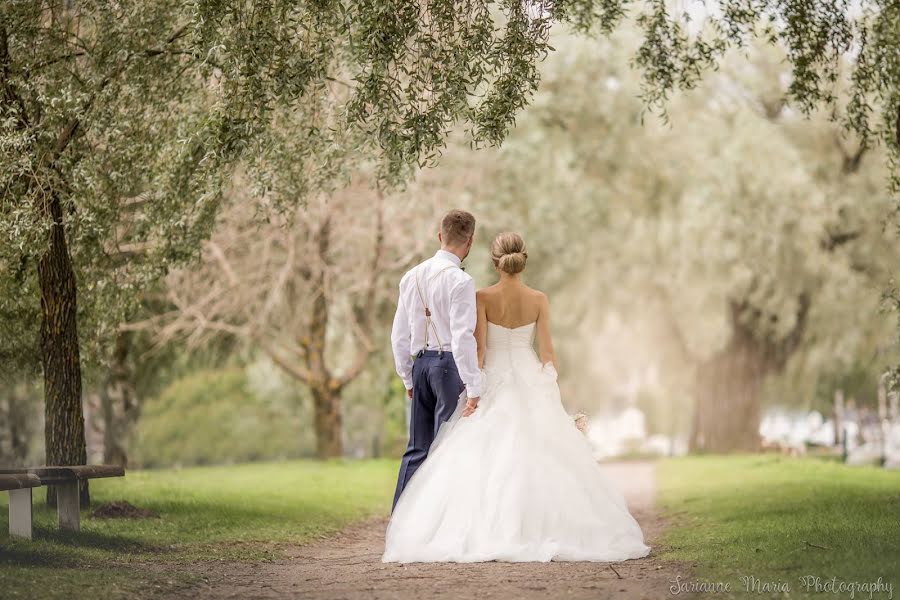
[390,209,482,510]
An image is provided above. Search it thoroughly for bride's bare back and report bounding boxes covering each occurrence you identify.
[475,279,557,370]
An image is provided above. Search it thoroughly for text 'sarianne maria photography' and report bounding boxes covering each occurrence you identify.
[670,575,895,598]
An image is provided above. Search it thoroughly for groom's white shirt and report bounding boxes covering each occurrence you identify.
[391,249,481,399]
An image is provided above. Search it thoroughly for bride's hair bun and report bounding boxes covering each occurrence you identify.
[491,232,528,274]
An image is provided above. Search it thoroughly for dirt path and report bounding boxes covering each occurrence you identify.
[179,461,683,600]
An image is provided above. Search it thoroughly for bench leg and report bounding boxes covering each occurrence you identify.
[8,488,34,540]
[56,482,80,532]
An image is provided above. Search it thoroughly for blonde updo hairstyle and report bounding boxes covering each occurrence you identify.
[491,232,528,275]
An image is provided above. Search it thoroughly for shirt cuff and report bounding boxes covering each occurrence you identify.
[465,377,482,399]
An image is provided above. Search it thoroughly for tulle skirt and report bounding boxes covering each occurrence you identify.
[382,351,651,563]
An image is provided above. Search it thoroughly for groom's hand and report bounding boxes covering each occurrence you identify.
[462,397,480,417]
[406,388,413,400]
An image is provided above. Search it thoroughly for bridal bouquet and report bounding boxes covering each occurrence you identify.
[573,412,588,434]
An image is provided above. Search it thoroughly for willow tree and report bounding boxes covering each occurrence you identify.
[421,24,898,452]
[592,1,900,170]
[559,0,900,449]
[0,0,557,502]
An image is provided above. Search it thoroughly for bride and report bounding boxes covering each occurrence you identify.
[383,232,651,563]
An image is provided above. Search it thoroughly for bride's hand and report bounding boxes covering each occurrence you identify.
[462,397,479,417]
[541,362,558,380]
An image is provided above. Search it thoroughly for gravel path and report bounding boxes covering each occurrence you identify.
[177,461,681,600]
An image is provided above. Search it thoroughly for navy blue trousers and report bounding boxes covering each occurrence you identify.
[392,350,465,510]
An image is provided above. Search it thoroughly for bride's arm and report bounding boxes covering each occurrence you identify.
[475,291,487,369]
[536,293,559,373]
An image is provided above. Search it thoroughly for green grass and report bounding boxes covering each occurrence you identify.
[658,455,900,598]
[0,459,398,599]
[7,455,897,599]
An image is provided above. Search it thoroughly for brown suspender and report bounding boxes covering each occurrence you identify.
[413,262,459,353]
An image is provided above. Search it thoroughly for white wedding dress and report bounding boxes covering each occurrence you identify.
[383,322,651,563]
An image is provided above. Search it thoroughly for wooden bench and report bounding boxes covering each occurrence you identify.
[1,474,42,539]
[0,465,125,535]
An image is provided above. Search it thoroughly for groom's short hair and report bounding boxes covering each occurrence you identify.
[441,210,476,246]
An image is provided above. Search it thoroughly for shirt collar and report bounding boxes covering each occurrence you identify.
[435,249,462,267]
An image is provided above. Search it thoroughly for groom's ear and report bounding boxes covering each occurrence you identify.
[437,231,443,245]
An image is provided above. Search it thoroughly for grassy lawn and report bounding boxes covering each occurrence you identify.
[0,459,398,599]
[658,455,900,598]
[6,455,897,599]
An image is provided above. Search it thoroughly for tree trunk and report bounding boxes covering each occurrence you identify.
[37,192,88,507]
[690,342,763,453]
[833,389,845,447]
[0,383,37,466]
[305,215,343,458]
[100,332,138,466]
[690,292,810,454]
[9,388,34,465]
[690,291,810,452]
[311,384,343,458]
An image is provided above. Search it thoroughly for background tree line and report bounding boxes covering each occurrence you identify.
[2,1,898,484]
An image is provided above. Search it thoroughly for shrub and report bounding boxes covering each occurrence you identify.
[132,368,314,467]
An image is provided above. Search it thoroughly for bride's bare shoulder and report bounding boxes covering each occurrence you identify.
[476,283,500,297]
[523,284,548,302]
[476,286,493,309]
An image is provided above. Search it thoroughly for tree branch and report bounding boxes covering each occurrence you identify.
[29,50,87,72]
[820,228,862,251]
[207,241,239,287]
[0,24,32,132]
[767,292,811,372]
[255,232,296,329]
[833,131,867,174]
[47,21,194,164]
[339,192,386,386]
[261,342,311,383]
